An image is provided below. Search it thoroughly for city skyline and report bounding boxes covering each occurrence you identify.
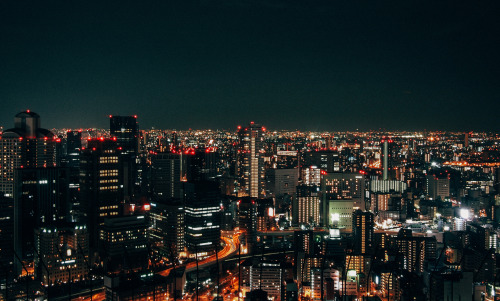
[1,0,500,131]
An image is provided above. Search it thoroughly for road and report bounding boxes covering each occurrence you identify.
[60,233,240,301]
[160,232,239,276]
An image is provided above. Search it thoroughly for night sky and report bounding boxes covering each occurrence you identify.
[1,0,499,131]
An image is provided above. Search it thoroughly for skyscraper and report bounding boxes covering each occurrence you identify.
[321,172,365,226]
[184,181,221,256]
[0,111,58,197]
[426,173,450,200]
[79,138,123,248]
[34,223,89,285]
[109,115,139,156]
[148,199,185,257]
[237,122,266,198]
[381,138,396,181]
[293,184,320,227]
[0,195,14,274]
[150,152,182,199]
[14,167,70,263]
[109,115,139,196]
[352,210,374,254]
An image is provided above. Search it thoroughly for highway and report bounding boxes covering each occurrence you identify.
[64,232,240,301]
[159,231,240,276]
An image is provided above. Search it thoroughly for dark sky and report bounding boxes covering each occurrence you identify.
[1,0,499,131]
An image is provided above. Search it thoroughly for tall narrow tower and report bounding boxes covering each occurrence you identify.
[237,122,266,198]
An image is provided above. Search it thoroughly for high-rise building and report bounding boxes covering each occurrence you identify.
[65,131,82,222]
[99,215,148,273]
[185,148,218,182]
[237,122,266,198]
[148,199,185,257]
[426,173,450,200]
[109,115,139,157]
[250,262,282,299]
[305,150,340,173]
[150,153,182,199]
[265,168,299,197]
[321,173,365,226]
[352,210,374,254]
[293,184,320,227]
[238,197,257,248]
[380,138,399,181]
[0,195,14,274]
[14,167,70,263]
[110,115,139,196]
[0,111,58,197]
[184,181,221,256]
[79,138,123,248]
[34,223,89,285]
[65,131,82,169]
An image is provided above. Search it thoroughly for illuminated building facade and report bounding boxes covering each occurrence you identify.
[352,210,374,254]
[14,167,70,266]
[148,199,185,256]
[293,184,320,227]
[237,122,266,198]
[184,181,221,256]
[305,150,340,173]
[34,224,89,285]
[79,139,123,248]
[250,262,282,299]
[110,115,139,196]
[321,172,365,227]
[150,152,182,199]
[109,115,139,157]
[99,215,148,273]
[327,200,354,230]
[0,111,58,197]
[426,173,450,200]
[185,148,218,182]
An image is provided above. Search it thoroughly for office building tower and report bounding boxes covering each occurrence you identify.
[381,138,397,180]
[293,185,320,227]
[321,173,365,226]
[185,148,218,182]
[184,181,221,256]
[255,198,274,231]
[305,150,340,173]
[0,111,58,197]
[0,195,14,274]
[79,138,123,248]
[352,210,374,254]
[266,168,299,197]
[369,180,407,193]
[394,229,436,273]
[99,215,148,273]
[426,173,450,200]
[65,131,82,169]
[301,166,321,186]
[237,122,266,198]
[250,262,282,299]
[109,115,139,157]
[148,199,185,257]
[238,197,257,247]
[14,167,70,264]
[327,200,354,229]
[110,115,139,196]
[275,150,299,169]
[150,153,182,199]
[34,223,89,285]
[294,230,324,283]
